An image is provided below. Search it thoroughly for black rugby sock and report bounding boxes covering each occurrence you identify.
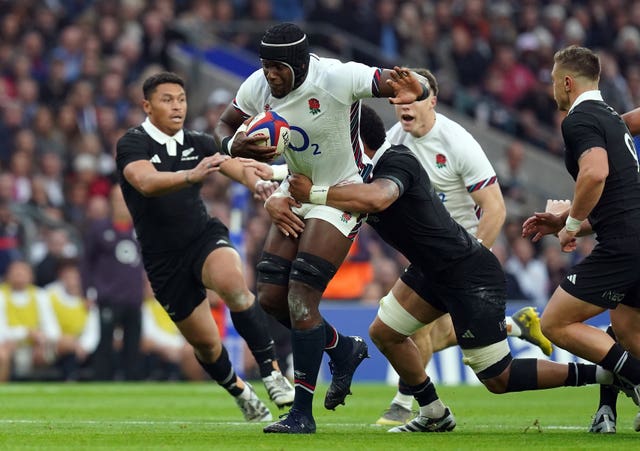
[564,362,597,386]
[291,325,325,415]
[398,378,413,396]
[598,326,619,413]
[599,343,640,385]
[408,377,439,407]
[196,347,243,396]
[322,319,354,362]
[230,301,278,378]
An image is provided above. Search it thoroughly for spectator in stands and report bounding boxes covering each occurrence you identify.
[0,260,60,381]
[491,241,530,301]
[494,140,530,216]
[81,185,144,381]
[0,197,25,278]
[505,236,550,310]
[34,227,75,287]
[449,25,491,116]
[190,88,233,134]
[46,259,99,381]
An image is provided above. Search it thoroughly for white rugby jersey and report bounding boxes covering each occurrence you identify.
[386,112,497,235]
[234,54,378,185]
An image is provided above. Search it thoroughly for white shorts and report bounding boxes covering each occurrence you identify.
[275,179,364,239]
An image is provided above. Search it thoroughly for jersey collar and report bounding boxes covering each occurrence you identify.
[371,140,392,168]
[568,90,603,114]
[141,117,184,156]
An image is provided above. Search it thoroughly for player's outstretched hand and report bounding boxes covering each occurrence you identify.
[387,66,426,105]
[545,199,571,215]
[254,180,279,201]
[558,228,578,253]
[522,211,564,242]
[264,194,304,238]
[188,153,230,183]
[288,174,313,202]
[239,157,275,180]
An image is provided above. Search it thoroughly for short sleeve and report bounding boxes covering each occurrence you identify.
[116,130,152,172]
[562,111,606,161]
[373,151,419,197]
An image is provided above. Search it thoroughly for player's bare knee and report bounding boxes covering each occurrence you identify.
[368,320,386,349]
[369,317,407,355]
[191,340,222,363]
[481,375,509,394]
[219,288,252,311]
[288,291,314,323]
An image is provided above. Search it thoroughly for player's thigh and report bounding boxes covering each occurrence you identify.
[542,285,606,330]
[427,314,457,352]
[610,304,640,355]
[391,277,447,325]
[262,221,300,261]
[297,218,353,266]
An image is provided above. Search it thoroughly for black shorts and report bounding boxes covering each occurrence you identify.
[142,218,234,322]
[560,235,640,309]
[400,246,507,349]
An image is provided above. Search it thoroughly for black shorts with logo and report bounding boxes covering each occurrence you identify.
[400,246,507,349]
[560,235,640,309]
[142,218,234,322]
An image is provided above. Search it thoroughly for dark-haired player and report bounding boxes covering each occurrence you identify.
[522,46,640,433]
[115,72,294,422]
[288,104,616,433]
[214,22,429,433]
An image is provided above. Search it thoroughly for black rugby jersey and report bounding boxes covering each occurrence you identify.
[562,97,640,239]
[366,144,483,273]
[115,125,217,253]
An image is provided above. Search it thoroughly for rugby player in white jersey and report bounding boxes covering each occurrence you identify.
[214,23,428,434]
[376,69,553,425]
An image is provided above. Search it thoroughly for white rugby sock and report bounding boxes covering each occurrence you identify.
[392,392,414,410]
[419,398,446,418]
[506,316,521,337]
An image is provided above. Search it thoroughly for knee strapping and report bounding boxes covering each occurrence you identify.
[257,252,292,286]
[506,358,538,392]
[290,252,337,292]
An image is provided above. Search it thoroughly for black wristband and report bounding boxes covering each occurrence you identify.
[220,136,232,156]
[416,84,429,101]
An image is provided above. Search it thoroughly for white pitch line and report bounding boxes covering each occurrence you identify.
[0,419,585,430]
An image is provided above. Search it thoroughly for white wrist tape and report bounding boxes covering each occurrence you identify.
[228,123,248,156]
[565,215,582,232]
[271,164,288,181]
[309,185,329,205]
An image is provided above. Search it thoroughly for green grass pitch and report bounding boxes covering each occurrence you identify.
[1,382,638,450]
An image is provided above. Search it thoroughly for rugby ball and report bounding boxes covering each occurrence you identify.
[246,111,290,156]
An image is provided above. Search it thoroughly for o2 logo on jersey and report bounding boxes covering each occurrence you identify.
[438,192,446,203]
[289,126,321,155]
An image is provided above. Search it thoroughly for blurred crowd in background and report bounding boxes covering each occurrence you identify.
[0,0,625,381]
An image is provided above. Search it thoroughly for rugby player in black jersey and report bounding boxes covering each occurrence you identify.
[522,46,640,433]
[115,72,294,422]
[284,104,616,432]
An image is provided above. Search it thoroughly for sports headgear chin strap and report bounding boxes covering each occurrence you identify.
[260,34,310,90]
